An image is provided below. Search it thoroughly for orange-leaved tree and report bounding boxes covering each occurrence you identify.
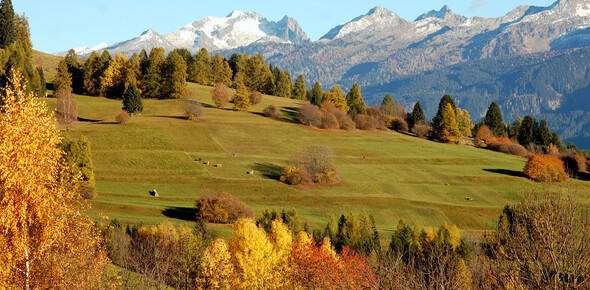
[523,154,568,182]
[0,70,108,289]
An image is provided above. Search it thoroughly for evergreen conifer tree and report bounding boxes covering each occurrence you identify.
[293,75,307,100]
[233,83,251,111]
[484,102,505,136]
[275,70,293,98]
[432,95,457,136]
[518,115,537,146]
[346,84,366,119]
[535,119,550,147]
[143,47,165,99]
[210,54,232,86]
[308,82,323,106]
[408,101,425,128]
[437,103,460,143]
[0,0,15,48]
[122,83,143,115]
[191,48,212,85]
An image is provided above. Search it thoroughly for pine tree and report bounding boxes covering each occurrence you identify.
[122,83,143,115]
[293,75,306,100]
[535,119,550,147]
[308,82,323,106]
[233,83,251,111]
[518,115,537,146]
[83,52,104,96]
[161,50,188,99]
[64,49,84,94]
[380,95,396,116]
[245,54,274,94]
[408,101,425,128]
[346,84,366,119]
[484,102,505,136]
[228,53,249,87]
[0,0,15,48]
[54,59,72,93]
[275,70,293,98]
[143,47,165,99]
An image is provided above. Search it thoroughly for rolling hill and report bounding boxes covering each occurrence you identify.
[44,82,590,238]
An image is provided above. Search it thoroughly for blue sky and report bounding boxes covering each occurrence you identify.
[15,0,557,53]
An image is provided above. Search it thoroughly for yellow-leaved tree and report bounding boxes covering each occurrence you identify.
[198,239,234,289]
[0,70,108,289]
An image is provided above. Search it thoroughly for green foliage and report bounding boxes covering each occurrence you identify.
[346,84,366,119]
[143,47,165,99]
[293,74,306,100]
[256,208,306,235]
[189,48,212,85]
[64,49,84,94]
[210,54,232,86]
[308,81,323,106]
[83,52,108,96]
[59,136,95,199]
[161,50,188,99]
[228,53,249,87]
[245,54,274,94]
[0,0,15,48]
[484,102,505,136]
[275,70,292,98]
[54,59,72,93]
[122,83,143,114]
[535,119,550,147]
[313,212,380,256]
[408,101,425,128]
[233,83,251,111]
[518,115,537,146]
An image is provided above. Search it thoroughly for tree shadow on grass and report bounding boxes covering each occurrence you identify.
[572,171,590,182]
[162,206,195,222]
[77,117,101,123]
[252,162,283,181]
[483,168,527,178]
[150,115,188,120]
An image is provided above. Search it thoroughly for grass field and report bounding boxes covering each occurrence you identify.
[45,83,590,238]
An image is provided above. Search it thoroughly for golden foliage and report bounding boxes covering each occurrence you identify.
[199,239,234,289]
[523,154,568,182]
[0,70,107,288]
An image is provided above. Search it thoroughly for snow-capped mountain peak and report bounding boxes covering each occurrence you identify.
[320,6,403,40]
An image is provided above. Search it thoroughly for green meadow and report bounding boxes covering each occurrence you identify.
[45,83,590,237]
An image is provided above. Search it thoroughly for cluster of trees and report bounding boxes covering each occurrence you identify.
[55,47,188,100]
[0,0,45,98]
[195,192,255,224]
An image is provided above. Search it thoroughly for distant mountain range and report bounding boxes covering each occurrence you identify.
[54,0,590,148]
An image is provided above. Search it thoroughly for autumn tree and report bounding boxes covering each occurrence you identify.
[55,89,77,130]
[523,154,568,182]
[100,53,136,98]
[431,94,457,133]
[210,54,232,86]
[323,84,349,112]
[83,51,109,96]
[245,54,274,94]
[211,83,231,108]
[486,189,590,289]
[0,71,108,289]
[190,48,212,85]
[346,84,366,119]
[293,74,307,99]
[233,83,251,111]
[161,51,189,99]
[122,83,143,115]
[198,239,234,289]
[435,103,460,143]
[308,81,324,106]
[53,59,72,93]
[455,107,473,137]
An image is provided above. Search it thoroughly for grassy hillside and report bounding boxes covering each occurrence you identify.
[32,50,63,81]
[45,83,590,238]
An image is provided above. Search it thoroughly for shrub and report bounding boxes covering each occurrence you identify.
[211,83,231,108]
[320,101,355,130]
[297,103,323,127]
[115,111,130,124]
[185,100,205,120]
[263,104,282,119]
[389,116,409,132]
[354,114,377,131]
[523,154,568,182]
[195,192,254,223]
[487,141,529,157]
[280,165,312,185]
[321,111,339,129]
[412,123,431,138]
[281,146,339,185]
[249,90,263,105]
[562,154,587,173]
